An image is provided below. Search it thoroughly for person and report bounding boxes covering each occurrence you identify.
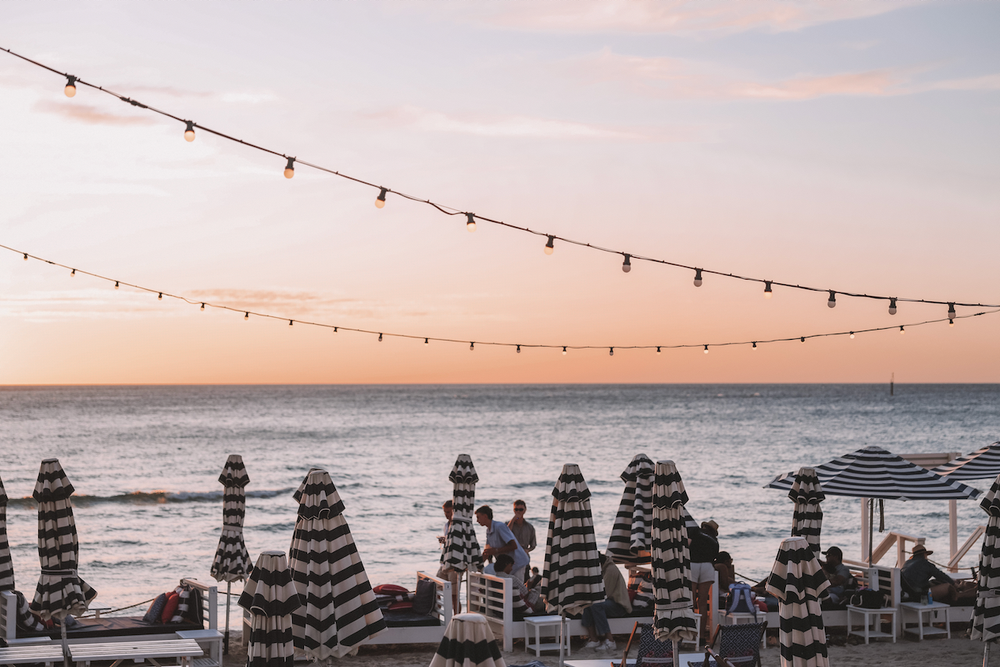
[436,500,462,613]
[901,544,957,604]
[476,505,530,577]
[493,553,541,617]
[581,552,632,652]
[526,566,542,590]
[714,551,736,605]
[819,546,857,604]
[507,499,537,580]
[690,520,720,638]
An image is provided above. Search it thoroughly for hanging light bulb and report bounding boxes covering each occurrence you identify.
[622,254,631,273]
[947,303,956,320]
[827,291,837,308]
[609,347,614,356]
[516,344,521,354]
[949,319,955,327]
[800,337,805,343]
[23,253,28,261]
[888,298,897,315]
[544,236,555,255]
[850,332,855,339]
[283,157,295,179]
[114,281,120,289]
[157,292,163,300]
[289,320,293,326]
[424,338,429,345]
[379,333,384,342]
[752,342,757,349]
[764,281,772,299]
[693,269,703,287]
[200,302,205,310]
[470,341,474,351]
[244,312,249,320]
[70,269,75,277]
[703,344,709,354]
[184,121,195,142]
[375,187,387,208]
[562,346,567,355]
[466,213,476,232]
[64,75,77,98]
[656,347,661,355]
[900,326,905,334]
[333,327,338,333]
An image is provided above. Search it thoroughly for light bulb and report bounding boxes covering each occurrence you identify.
[70,269,75,277]
[200,302,205,310]
[244,312,249,320]
[609,347,614,356]
[333,327,338,333]
[656,346,661,355]
[888,298,897,315]
[470,341,474,351]
[466,213,476,232]
[703,344,709,354]
[184,121,195,142]
[544,236,555,255]
[850,332,855,339]
[157,292,163,300]
[289,320,293,326]
[562,346,567,355]
[622,254,631,273]
[114,281,120,289]
[375,187,387,208]
[900,326,905,335]
[23,253,28,261]
[827,291,836,308]
[947,303,956,320]
[800,337,805,343]
[694,269,703,287]
[949,319,955,327]
[752,342,757,349]
[379,333,384,342]
[424,338,429,345]
[516,345,521,354]
[764,281,772,299]
[283,157,295,179]
[64,76,77,98]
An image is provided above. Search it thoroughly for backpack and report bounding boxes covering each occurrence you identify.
[726,583,757,617]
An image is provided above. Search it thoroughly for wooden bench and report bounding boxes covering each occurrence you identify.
[0,637,202,666]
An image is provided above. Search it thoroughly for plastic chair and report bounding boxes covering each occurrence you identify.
[699,621,767,667]
[619,622,674,667]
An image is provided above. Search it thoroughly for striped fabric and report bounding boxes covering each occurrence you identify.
[430,612,506,667]
[289,468,386,659]
[15,591,45,631]
[651,460,699,644]
[210,455,251,583]
[607,453,655,565]
[766,536,830,667]
[29,458,97,620]
[442,454,482,573]
[789,467,824,557]
[767,445,981,500]
[171,585,191,623]
[239,550,304,667]
[0,475,12,592]
[971,474,1000,642]
[541,463,605,616]
[934,441,1000,480]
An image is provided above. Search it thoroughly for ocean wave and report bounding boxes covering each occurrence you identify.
[8,488,296,508]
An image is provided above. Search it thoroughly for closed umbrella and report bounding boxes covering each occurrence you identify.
[289,467,385,659]
[29,458,97,666]
[789,467,825,558]
[441,454,483,599]
[607,453,655,565]
[933,442,1000,480]
[239,550,303,667]
[209,454,251,654]
[429,612,506,667]
[971,474,1000,667]
[0,475,13,592]
[766,536,829,667]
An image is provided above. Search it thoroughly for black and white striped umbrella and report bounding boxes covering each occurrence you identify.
[541,463,604,616]
[971,474,1000,648]
[607,453,655,565]
[0,474,13,592]
[767,445,981,500]
[210,454,251,583]
[651,460,699,647]
[933,441,1000,480]
[442,454,482,574]
[429,612,506,667]
[789,467,824,558]
[239,550,303,667]
[766,536,830,667]
[289,468,385,659]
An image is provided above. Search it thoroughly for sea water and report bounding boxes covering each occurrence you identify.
[1,384,997,624]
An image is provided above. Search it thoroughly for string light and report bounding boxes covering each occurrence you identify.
[64,75,76,97]
[379,333,383,342]
[23,253,28,261]
[289,319,293,326]
[184,121,195,142]
[950,319,955,327]
[70,269,75,277]
[114,281,119,289]
[200,302,205,310]
[800,336,805,343]
[703,345,709,354]
[516,344,521,353]
[375,188,388,208]
[609,347,614,356]
[889,298,897,315]
[544,236,554,255]
[244,312,249,320]
[850,332,855,339]
[656,346,661,354]
[333,327,338,333]
[424,337,429,345]
[158,292,163,300]
[948,303,956,320]
[622,254,631,273]
[828,291,837,308]
[900,326,905,334]
[694,269,703,287]
[764,282,772,299]
[283,157,295,179]
[752,342,757,349]
[562,346,567,355]
[470,341,474,351]
[466,214,476,232]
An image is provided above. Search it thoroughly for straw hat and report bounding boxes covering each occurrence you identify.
[912,544,933,557]
[701,520,719,535]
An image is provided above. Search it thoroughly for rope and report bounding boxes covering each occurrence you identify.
[77,597,155,618]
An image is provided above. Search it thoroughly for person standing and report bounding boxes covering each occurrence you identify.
[436,500,461,613]
[507,499,537,580]
[690,519,720,639]
[475,505,530,577]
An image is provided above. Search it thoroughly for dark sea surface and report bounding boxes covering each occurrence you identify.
[1,384,997,626]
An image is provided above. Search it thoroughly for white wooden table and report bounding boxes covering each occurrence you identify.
[70,638,204,666]
[846,605,896,644]
[524,615,570,657]
[900,601,952,640]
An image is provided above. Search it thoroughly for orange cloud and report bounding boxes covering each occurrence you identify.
[34,100,156,126]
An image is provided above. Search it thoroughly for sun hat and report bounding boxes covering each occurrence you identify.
[701,520,719,534]
[912,544,933,557]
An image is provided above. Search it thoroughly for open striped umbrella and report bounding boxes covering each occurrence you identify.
[289,468,385,659]
[789,467,824,557]
[209,454,251,654]
[766,536,829,667]
[239,550,303,667]
[933,442,1000,480]
[0,475,13,592]
[607,453,655,565]
[971,474,1000,665]
[442,454,482,575]
[651,460,699,656]
[430,612,506,667]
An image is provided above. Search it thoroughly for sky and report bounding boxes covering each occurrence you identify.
[0,1,998,384]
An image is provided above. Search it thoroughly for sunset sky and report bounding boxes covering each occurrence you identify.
[1,1,998,384]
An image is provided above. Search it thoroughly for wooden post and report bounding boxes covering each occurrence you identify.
[861,498,870,564]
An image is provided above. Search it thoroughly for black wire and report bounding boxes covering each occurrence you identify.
[3,46,999,310]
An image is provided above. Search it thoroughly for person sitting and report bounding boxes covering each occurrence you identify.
[714,551,736,596]
[493,553,542,617]
[819,546,857,605]
[476,505,530,579]
[581,552,632,652]
[526,566,542,590]
[901,544,957,604]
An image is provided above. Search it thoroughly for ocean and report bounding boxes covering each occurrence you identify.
[1,384,997,627]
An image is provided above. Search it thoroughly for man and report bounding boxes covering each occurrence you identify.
[493,553,541,616]
[436,500,461,613]
[475,504,529,578]
[507,499,537,580]
[581,552,631,652]
[901,544,957,604]
[819,546,857,604]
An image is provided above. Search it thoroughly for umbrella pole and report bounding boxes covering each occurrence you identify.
[558,611,565,667]
[61,618,70,667]
[868,499,875,567]
[985,641,990,667]
[673,639,680,667]
[225,581,232,655]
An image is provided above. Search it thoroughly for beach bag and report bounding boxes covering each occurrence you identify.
[726,583,757,618]
[849,589,889,609]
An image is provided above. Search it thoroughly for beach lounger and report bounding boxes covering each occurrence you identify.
[0,637,203,666]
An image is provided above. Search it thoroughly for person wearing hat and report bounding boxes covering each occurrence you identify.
[901,544,957,605]
[690,519,720,638]
[819,546,857,604]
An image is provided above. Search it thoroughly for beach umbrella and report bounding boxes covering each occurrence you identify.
[209,454,251,654]
[29,458,97,667]
[933,442,1000,480]
[607,453,655,565]
[651,460,699,661]
[789,467,825,558]
[971,474,1000,666]
[541,463,605,667]
[239,550,303,667]
[441,454,483,589]
[766,536,830,667]
[0,475,13,592]
[288,467,385,659]
[429,612,506,667]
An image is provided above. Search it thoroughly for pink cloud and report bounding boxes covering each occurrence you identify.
[34,100,156,126]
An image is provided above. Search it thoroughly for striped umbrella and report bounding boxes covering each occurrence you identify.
[651,460,698,657]
[0,474,13,592]
[289,468,385,659]
[30,459,97,665]
[933,441,1000,480]
[429,612,506,667]
[766,536,830,667]
[789,467,824,558]
[239,550,303,667]
[607,453,655,565]
[971,474,1000,665]
[442,454,483,575]
[209,454,251,654]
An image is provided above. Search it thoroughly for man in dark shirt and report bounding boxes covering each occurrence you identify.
[819,546,856,604]
[901,544,957,604]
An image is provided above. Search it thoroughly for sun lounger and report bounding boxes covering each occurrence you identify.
[0,637,203,666]
[361,571,453,645]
